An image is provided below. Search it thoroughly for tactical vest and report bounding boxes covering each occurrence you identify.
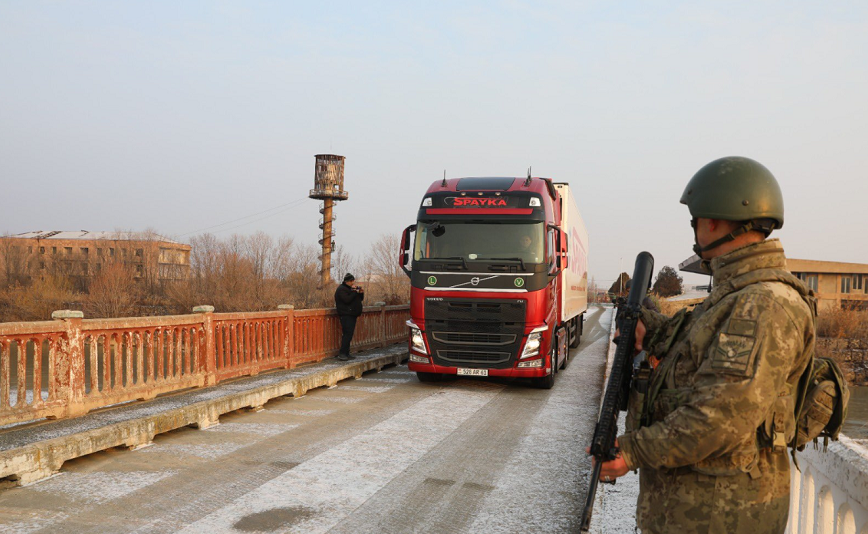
[627,267,847,474]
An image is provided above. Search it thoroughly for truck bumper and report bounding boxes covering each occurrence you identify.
[407,360,551,378]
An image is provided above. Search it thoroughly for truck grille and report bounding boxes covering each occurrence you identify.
[431,332,517,345]
[438,350,511,364]
[425,299,525,323]
[424,298,526,369]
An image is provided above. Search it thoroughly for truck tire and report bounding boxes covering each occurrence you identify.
[532,349,556,389]
[569,316,582,348]
[416,372,442,383]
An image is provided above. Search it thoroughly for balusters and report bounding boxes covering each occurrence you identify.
[1,341,9,409]
[48,338,58,401]
[124,332,133,387]
[17,339,27,407]
[32,338,43,407]
[174,328,181,378]
[135,331,143,384]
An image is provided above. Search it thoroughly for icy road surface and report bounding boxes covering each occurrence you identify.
[0,306,613,534]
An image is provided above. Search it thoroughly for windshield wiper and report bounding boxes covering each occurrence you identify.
[487,257,526,271]
[423,256,468,270]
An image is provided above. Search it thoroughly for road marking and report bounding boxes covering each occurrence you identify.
[28,471,177,505]
[313,396,365,404]
[137,443,247,460]
[178,384,502,533]
[204,423,300,437]
[266,409,336,417]
[335,385,393,393]
[380,370,415,376]
[356,377,412,384]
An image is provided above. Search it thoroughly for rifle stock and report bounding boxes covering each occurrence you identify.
[579,251,654,532]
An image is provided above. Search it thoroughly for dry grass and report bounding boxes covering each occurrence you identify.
[659,297,704,317]
[817,307,868,339]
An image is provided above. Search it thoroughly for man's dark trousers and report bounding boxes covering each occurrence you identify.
[339,315,357,357]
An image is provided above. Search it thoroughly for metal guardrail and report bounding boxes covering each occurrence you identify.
[0,305,409,426]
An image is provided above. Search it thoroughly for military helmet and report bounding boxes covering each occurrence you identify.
[680,156,784,230]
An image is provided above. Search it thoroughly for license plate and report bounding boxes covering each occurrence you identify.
[457,368,488,377]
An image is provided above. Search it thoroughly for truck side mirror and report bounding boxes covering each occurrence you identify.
[555,241,562,270]
[547,225,563,276]
[399,225,415,278]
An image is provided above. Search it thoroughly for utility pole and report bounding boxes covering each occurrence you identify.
[619,257,623,296]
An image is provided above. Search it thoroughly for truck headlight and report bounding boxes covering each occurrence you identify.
[407,320,427,354]
[520,327,547,359]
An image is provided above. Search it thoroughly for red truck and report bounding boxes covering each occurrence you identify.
[399,176,589,388]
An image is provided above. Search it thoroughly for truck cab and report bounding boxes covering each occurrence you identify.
[399,176,588,388]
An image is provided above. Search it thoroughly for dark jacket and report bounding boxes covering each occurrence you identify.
[334,283,364,317]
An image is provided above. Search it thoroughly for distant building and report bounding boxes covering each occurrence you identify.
[680,253,868,311]
[788,259,868,311]
[0,231,190,285]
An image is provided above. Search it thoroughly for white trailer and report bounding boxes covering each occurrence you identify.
[554,183,589,345]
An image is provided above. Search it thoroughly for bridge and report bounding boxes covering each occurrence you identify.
[0,305,866,532]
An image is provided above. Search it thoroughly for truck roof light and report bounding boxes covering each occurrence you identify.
[529,198,541,207]
[422,197,432,207]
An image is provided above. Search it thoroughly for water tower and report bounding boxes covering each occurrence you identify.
[309,154,348,287]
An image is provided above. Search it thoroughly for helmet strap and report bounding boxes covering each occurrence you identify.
[692,221,756,256]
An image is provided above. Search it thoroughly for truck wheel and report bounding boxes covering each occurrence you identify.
[416,372,442,383]
[569,316,582,348]
[532,350,556,389]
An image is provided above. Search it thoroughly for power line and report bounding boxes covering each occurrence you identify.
[178,197,308,237]
[209,204,307,235]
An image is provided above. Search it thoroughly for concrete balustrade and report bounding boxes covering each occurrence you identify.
[787,436,868,534]
[0,304,409,427]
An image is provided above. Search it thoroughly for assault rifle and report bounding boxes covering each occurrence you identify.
[579,251,654,532]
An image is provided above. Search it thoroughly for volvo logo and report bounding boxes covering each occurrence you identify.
[471,277,480,286]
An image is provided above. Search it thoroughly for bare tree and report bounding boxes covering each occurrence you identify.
[284,243,328,309]
[269,235,295,280]
[2,274,79,321]
[0,236,30,287]
[363,233,409,305]
[331,244,357,283]
[85,260,139,318]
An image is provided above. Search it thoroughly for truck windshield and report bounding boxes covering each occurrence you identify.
[414,221,545,265]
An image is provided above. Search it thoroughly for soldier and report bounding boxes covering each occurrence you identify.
[598,157,816,533]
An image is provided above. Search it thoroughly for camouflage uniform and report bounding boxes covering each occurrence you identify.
[619,239,815,534]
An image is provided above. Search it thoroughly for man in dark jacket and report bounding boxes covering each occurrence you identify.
[334,273,364,361]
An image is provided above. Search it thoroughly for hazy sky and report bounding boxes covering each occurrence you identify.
[2,1,867,287]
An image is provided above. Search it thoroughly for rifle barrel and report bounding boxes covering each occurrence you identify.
[578,251,654,531]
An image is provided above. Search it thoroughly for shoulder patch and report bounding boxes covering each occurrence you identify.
[712,332,758,376]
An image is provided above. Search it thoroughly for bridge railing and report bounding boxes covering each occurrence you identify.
[0,304,409,427]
